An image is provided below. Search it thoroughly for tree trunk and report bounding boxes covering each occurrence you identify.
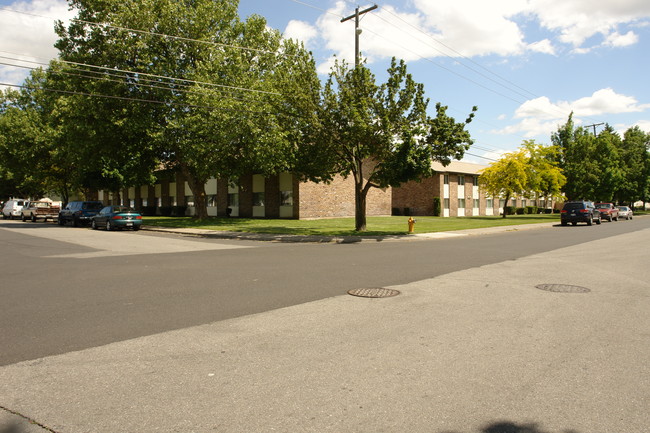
[502,193,510,218]
[182,168,208,219]
[354,180,367,231]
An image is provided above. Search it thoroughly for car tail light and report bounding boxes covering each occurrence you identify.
[580,209,589,213]
[560,210,567,213]
[112,215,123,220]
[136,216,142,220]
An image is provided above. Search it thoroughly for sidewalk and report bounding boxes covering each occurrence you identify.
[1,225,648,432]
[141,221,558,243]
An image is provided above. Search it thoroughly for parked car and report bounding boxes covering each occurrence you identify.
[91,206,142,231]
[560,201,601,226]
[2,199,28,220]
[595,203,619,221]
[21,201,60,222]
[617,206,633,220]
[58,201,104,226]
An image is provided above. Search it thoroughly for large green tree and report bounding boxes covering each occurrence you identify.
[302,59,476,231]
[615,126,649,205]
[54,0,317,218]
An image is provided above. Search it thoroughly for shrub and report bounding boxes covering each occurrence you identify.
[516,207,525,215]
[159,206,173,217]
[525,206,538,214]
[504,206,516,215]
[432,197,441,216]
[172,206,188,217]
[141,206,156,216]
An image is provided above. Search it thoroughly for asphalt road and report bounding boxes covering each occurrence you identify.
[1,217,647,366]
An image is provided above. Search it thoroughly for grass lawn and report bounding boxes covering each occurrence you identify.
[143,213,561,237]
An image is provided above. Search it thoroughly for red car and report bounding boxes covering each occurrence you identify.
[595,203,619,222]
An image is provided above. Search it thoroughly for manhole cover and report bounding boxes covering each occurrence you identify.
[348,287,401,298]
[535,284,591,293]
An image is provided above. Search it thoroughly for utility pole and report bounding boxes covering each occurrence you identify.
[585,122,604,135]
[340,4,378,68]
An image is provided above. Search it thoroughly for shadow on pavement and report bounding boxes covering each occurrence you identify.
[441,421,582,433]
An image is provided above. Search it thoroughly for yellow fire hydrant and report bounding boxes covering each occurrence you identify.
[408,217,415,233]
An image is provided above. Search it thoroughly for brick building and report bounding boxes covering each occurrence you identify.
[392,160,557,217]
[100,170,392,219]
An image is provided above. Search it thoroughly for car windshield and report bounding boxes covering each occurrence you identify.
[83,202,104,210]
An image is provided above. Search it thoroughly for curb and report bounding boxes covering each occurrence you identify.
[141,221,557,244]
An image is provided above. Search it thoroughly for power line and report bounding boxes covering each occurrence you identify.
[0,7,293,59]
[0,53,281,96]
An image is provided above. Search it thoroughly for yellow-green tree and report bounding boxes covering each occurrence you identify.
[480,141,565,218]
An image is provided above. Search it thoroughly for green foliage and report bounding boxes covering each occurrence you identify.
[553,114,648,203]
[432,197,441,216]
[305,58,475,231]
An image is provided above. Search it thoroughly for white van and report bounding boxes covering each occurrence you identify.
[2,199,29,219]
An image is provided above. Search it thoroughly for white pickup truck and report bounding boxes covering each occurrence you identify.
[21,201,61,222]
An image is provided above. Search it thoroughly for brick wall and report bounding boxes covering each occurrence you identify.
[298,173,392,219]
[392,176,441,215]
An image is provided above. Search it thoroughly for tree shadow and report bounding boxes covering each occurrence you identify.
[440,421,581,433]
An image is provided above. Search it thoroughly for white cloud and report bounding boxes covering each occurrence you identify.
[604,30,639,47]
[284,20,318,47]
[529,0,650,47]
[527,39,556,55]
[496,89,650,138]
[308,0,650,66]
[0,0,75,85]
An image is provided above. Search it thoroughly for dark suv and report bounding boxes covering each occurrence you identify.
[58,201,104,227]
[560,201,601,226]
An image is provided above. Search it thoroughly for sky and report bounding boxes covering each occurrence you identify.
[1,0,649,164]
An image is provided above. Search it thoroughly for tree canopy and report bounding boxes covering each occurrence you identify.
[479,140,565,218]
[302,59,476,231]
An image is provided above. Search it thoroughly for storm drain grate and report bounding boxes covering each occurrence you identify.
[535,284,591,293]
[348,287,401,298]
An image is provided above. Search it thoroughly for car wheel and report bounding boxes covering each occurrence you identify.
[614,215,618,221]
[91,220,98,230]
[561,221,567,226]
[587,216,593,226]
[596,217,601,225]
[21,214,27,222]
[572,222,577,226]
[133,226,140,231]
[58,217,64,226]
[106,220,113,231]
[31,214,36,222]
[72,217,79,227]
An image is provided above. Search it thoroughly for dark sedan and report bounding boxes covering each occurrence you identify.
[91,206,142,231]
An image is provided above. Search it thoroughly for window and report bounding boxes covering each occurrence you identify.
[156,197,161,207]
[142,198,148,207]
[228,193,239,207]
[280,191,293,206]
[458,175,465,185]
[487,198,494,208]
[444,174,449,185]
[443,198,450,209]
[474,199,479,209]
[473,176,478,186]
[521,200,527,207]
[499,199,505,209]
[458,198,466,209]
[207,195,217,207]
[129,199,135,208]
[185,196,195,207]
[253,192,265,207]
[511,198,517,206]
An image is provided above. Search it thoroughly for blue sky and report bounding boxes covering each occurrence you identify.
[2,0,649,164]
